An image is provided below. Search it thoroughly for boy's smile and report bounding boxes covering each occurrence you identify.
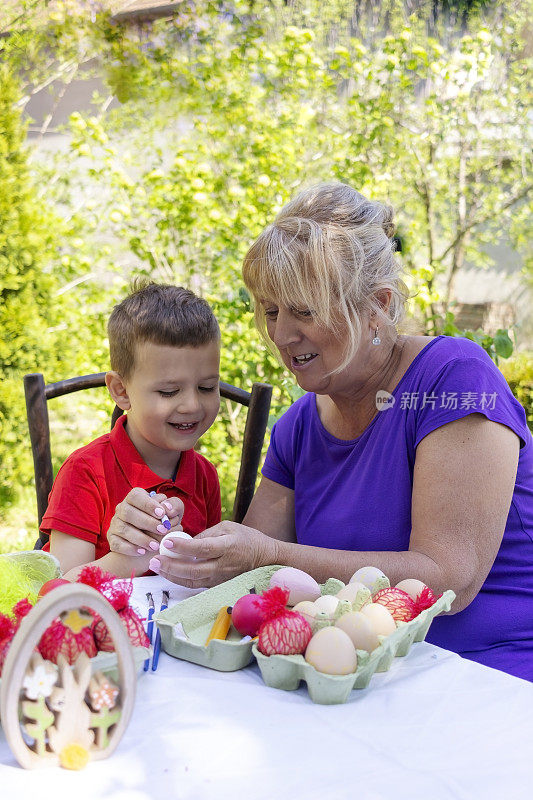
[112,340,220,478]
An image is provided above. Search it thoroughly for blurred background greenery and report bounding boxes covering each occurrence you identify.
[0,0,531,552]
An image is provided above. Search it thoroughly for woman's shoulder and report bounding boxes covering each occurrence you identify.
[400,334,497,378]
[271,392,314,435]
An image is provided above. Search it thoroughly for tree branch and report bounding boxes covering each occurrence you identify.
[435,182,532,264]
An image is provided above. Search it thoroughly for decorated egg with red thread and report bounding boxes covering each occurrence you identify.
[258,612,312,656]
[373,587,418,622]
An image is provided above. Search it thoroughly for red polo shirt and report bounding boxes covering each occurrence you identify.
[41,415,221,559]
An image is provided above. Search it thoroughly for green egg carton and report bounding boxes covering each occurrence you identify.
[252,588,456,704]
[154,565,344,672]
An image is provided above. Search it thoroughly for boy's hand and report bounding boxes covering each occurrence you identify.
[107,487,184,556]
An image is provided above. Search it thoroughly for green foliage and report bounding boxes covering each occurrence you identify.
[0,65,59,503]
[441,312,514,364]
[0,63,111,510]
[500,353,533,432]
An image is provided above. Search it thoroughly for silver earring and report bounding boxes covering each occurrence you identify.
[372,326,381,345]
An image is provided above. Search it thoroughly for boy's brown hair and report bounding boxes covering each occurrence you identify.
[108,282,220,379]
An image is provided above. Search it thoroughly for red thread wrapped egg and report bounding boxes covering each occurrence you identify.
[373,587,418,622]
[258,612,312,656]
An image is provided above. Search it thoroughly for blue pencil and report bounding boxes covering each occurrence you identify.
[151,590,170,672]
[143,592,155,671]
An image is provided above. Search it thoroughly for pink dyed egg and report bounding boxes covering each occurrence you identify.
[269,567,321,606]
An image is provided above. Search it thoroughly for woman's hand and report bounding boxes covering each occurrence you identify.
[147,521,279,588]
[107,487,185,556]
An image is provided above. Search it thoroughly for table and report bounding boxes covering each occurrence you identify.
[1,575,532,800]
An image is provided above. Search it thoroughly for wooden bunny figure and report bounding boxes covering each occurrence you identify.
[1,583,137,770]
[47,652,95,767]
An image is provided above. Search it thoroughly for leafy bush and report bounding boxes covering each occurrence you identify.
[500,354,533,432]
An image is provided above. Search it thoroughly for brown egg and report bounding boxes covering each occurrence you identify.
[335,611,380,652]
[361,603,397,636]
[304,627,358,675]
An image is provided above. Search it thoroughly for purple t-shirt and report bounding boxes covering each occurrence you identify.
[262,336,533,681]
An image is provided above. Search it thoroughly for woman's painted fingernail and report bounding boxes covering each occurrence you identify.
[149,558,161,572]
[164,538,174,548]
[149,541,159,551]
[157,524,167,534]
[137,548,146,555]
[154,506,164,517]
[163,501,173,511]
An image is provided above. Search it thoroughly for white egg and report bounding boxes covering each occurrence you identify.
[292,601,317,626]
[313,594,340,616]
[305,626,357,675]
[335,611,380,652]
[335,582,371,605]
[395,578,428,601]
[159,531,193,558]
[269,567,321,606]
[350,566,389,594]
[361,603,397,636]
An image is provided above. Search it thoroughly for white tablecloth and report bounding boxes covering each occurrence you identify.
[1,575,532,800]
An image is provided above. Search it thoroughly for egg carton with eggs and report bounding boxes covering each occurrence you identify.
[252,588,455,704]
[154,565,345,672]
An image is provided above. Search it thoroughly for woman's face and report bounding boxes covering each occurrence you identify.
[260,298,371,395]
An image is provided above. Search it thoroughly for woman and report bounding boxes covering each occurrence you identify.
[108,183,532,680]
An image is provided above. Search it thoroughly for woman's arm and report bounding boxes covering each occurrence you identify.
[269,414,519,609]
[243,477,297,541]
[152,415,519,609]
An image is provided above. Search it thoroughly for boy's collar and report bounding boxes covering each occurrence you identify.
[109,415,195,497]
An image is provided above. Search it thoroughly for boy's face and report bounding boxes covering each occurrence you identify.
[120,339,221,465]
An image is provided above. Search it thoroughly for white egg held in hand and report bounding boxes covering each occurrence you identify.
[159,531,193,558]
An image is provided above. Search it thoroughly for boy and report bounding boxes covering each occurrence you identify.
[41,282,222,579]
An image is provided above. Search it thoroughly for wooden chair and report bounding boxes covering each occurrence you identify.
[23,372,273,549]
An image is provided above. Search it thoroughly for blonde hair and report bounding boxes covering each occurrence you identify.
[242,182,409,373]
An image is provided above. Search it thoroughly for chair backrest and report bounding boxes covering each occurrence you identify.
[23,372,272,548]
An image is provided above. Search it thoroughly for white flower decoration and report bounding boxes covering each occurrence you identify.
[22,660,58,699]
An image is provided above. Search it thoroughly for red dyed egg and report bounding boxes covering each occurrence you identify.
[231,593,266,637]
[373,587,418,622]
[37,578,70,598]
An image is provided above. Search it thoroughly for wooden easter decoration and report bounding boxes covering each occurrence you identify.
[0,583,136,769]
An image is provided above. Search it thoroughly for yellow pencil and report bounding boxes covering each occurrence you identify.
[205,606,232,645]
